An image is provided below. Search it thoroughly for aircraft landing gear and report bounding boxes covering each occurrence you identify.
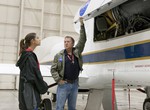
[143,98,150,110]
[40,98,52,110]
[143,86,150,110]
[51,93,56,102]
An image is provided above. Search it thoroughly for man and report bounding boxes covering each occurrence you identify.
[51,17,86,110]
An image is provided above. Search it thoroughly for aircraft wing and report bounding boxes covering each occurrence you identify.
[0,63,51,77]
[0,64,19,75]
[79,73,89,83]
[40,65,51,77]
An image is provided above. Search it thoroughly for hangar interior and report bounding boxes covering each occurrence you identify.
[0,0,87,89]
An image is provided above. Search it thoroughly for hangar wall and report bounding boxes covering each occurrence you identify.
[0,0,86,63]
[0,0,86,89]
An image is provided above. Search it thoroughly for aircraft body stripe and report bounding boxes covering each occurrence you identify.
[83,42,150,64]
[42,41,150,65]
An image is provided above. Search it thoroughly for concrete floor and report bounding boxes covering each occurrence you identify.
[0,89,146,110]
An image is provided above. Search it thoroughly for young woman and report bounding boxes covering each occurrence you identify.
[16,33,48,110]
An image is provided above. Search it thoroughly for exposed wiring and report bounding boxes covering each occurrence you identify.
[127,14,150,32]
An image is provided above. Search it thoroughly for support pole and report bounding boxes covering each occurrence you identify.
[60,0,64,37]
[112,71,115,110]
[17,0,24,58]
[40,0,45,38]
[128,87,131,110]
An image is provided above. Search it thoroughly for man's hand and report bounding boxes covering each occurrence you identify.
[80,17,84,26]
[58,80,67,85]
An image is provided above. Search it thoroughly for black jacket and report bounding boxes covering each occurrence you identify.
[16,50,48,110]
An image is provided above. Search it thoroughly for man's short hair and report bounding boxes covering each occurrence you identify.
[65,36,75,45]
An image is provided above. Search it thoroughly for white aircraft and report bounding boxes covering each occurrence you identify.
[0,0,150,110]
[37,0,150,110]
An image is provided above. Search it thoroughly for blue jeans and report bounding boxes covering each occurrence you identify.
[56,80,78,110]
[34,107,38,110]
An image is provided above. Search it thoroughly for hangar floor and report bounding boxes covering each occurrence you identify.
[0,89,146,110]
